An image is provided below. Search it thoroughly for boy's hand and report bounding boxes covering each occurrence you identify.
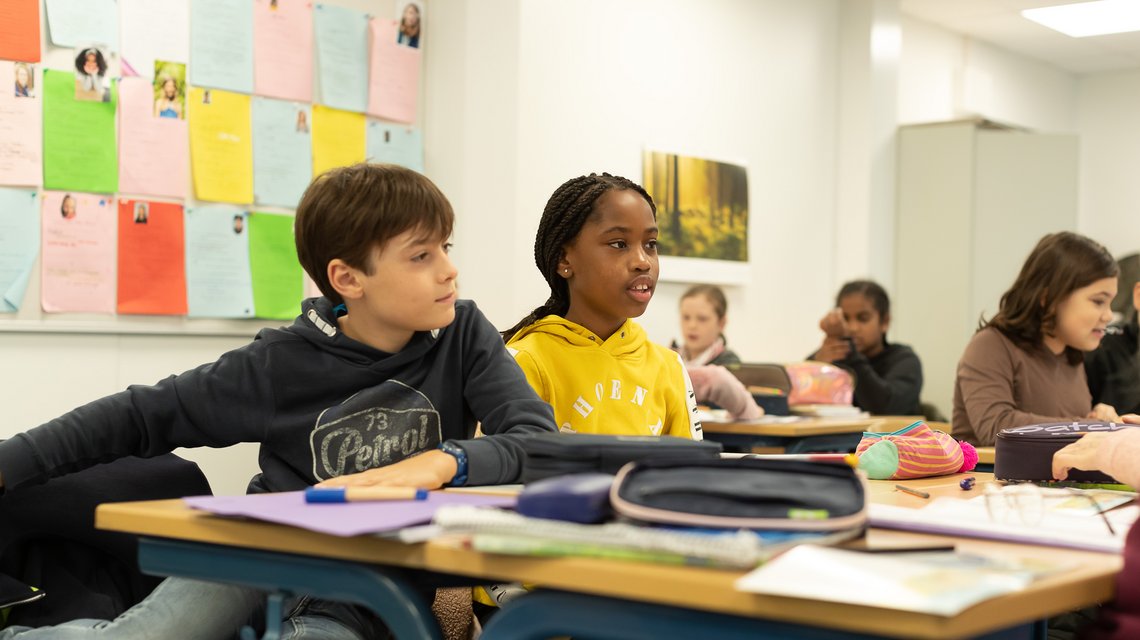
[316,450,458,490]
[1052,431,1112,481]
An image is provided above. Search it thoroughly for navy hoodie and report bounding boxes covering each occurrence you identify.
[0,298,557,492]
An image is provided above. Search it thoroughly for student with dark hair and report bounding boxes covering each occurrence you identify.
[809,279,923,416]
[502,172,701,438]
[952,232,1120,446]
[1085,255,1140,417]
[0,164,556,640]
[73,48,109,102]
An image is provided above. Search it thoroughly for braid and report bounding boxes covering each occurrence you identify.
[502,172,656,341]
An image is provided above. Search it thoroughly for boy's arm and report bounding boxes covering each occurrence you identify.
[457,305,557,485]
[0,344,273,491]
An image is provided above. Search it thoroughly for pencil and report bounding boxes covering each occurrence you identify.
[746,453,860,468]
[895,484,930,499]
[305,486,429,503]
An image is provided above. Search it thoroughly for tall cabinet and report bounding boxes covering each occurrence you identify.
[893,119,1078,419]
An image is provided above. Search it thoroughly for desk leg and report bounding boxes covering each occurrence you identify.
[480,590,1044,640]
[137,537,443,640]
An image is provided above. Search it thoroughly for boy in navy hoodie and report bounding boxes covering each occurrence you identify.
[0,164,557,640]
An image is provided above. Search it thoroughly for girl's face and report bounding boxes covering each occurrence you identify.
[62,197,76,217]
[679,294,724,356]
[83,53,98,75]
[838,293,888,357]
[560,189,659,339]
[403,4,419,27]
[163,79,176,98]
[1049,276,1117,353]
[15,66,28,87]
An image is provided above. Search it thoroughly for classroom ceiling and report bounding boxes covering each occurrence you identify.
[901,0,1140,74]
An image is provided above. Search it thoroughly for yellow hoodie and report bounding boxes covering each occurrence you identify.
[506,316,702,439]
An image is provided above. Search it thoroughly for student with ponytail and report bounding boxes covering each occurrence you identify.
[502,172,702,439]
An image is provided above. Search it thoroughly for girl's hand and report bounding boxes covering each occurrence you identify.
[1052,431,1113,481]
[1088,403,1121,422]
[1123,414,1140,424]
[315,450,458,490]
[819,308,848,338]
[813,337,851,363]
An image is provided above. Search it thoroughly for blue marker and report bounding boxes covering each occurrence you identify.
[305,486,429,503]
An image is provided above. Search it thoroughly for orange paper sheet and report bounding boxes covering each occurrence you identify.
[117,199,188,315]
[0,0,41,62]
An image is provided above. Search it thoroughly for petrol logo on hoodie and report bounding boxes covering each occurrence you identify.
[310,380,442,480]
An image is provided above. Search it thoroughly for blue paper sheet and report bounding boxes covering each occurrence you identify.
[184,205,255,318]
[313,3,369,112]
[252,97,312,208]
[0,188,39,312]
[366,121,424,173]
[45,0,118,50]
[190,0,254,94]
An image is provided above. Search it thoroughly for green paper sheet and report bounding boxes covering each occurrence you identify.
[249,211,302,320]
[42,70,118,193]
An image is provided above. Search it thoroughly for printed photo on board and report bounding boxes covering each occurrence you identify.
[14,62,34,98]
[397,2,422,49]
[153,61,186,119]
[74,46,111,102]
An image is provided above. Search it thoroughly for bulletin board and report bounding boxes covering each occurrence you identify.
[0,0,426,336]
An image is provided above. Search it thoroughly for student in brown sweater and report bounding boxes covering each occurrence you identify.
[952,232,1121,446]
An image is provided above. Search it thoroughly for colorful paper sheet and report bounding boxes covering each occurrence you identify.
[118,78,188,199]
[313,3,369,112]
[40,191,116,313]
[254,0,313,102]
[184,206,254,318]
[248,212,302,320]
[366,121,424,173]
[0,61,42,186]
[253,98,312,207]
[367,19,421,124]
[0,0,41,62]
[44,0,118,50]
[117,199,187,315]
[189,87,253,204]
[190,0,254,94]
[184,491,517,537]
[312,105,365,177]
[42,70,118,194]
[120,0,189,78]
[0,189,39,311]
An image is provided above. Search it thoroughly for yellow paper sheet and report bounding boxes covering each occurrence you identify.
[189,87,253,203]
[312,105,365,178]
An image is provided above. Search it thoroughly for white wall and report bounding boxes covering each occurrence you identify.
[1077,71,1140,259]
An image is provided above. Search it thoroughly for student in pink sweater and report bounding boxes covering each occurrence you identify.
[1053,414,1140,640]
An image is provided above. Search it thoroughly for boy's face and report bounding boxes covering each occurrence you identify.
[349,228,458,344]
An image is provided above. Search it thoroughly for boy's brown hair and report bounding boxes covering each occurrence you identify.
[295,163,454,305]
[982,231,1118,365]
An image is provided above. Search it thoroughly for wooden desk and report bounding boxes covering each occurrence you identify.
[97,472,1122,640]
[703,415,923,454]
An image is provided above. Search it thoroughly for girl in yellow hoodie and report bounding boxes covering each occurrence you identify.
[501,172,702,440]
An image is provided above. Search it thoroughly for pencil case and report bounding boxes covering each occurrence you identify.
[994,421,1138,484]
[610,457,868,532]
[520,433,722,484]
[516,472,615,524]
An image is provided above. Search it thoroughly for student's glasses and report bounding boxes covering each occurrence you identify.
[983,482,1119,535]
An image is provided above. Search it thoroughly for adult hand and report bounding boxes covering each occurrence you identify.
[1088,403,1121,422]
[812,337,851,363]
[1052,431,1113,481]
[819,308,848,339]
[1122,414,1140,424]
[315,450,457,490]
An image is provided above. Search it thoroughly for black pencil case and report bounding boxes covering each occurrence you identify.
[610,457,867,531]
[994,421,1138,484]
[520,433,722,484]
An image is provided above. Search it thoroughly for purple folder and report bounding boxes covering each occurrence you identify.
[184,491,516,537]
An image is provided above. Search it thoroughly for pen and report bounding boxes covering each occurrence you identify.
[895,484,930,499]
[746,453,860,468]
[305,486,429,503]
[853,545,956,554]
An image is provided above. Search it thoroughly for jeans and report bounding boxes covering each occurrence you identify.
[0,577,372,640]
